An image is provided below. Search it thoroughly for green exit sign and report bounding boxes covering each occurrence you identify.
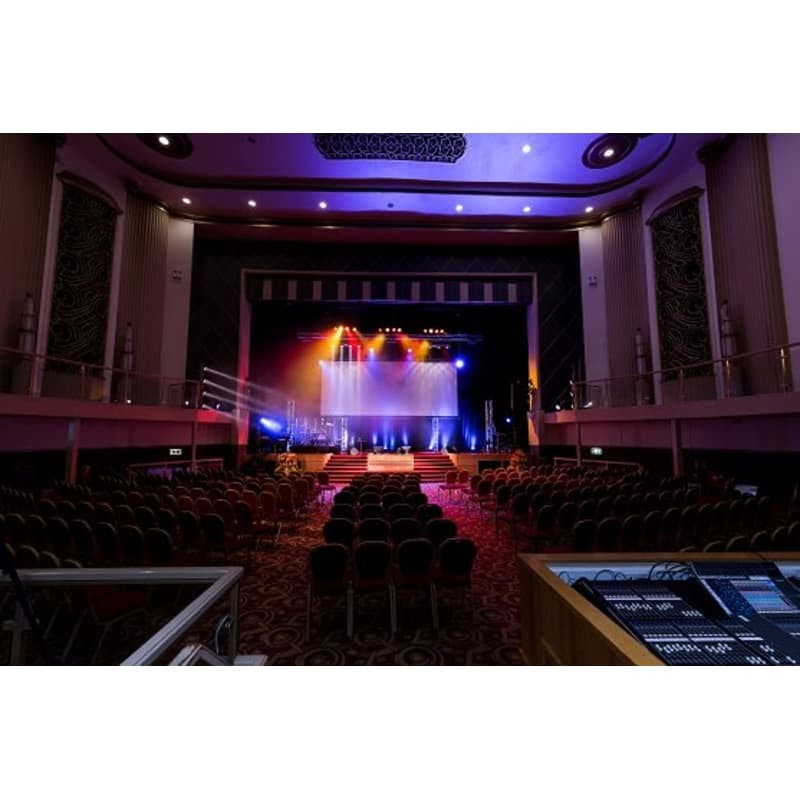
[589,447,603,456]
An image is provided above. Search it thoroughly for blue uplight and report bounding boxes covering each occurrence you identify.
[259,417,282,433]
[455,358,465,369]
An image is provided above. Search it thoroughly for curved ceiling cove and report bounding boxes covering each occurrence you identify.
[74,132,724,230]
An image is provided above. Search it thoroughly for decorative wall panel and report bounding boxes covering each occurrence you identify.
[704,134,789,393]
[602,206,650,404]
[314,134,466,163]
[47,182,117,366]
[650,197,712,376]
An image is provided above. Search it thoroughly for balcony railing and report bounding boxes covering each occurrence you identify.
[1,566,253,666]
[0,345,202,409]
[569,340,799,411]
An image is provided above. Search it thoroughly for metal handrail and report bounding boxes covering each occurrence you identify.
[571,339,799,405]
[126,458,225,477]
[0,566,244,666]
[0,344,202,406]
[553,456,643,473]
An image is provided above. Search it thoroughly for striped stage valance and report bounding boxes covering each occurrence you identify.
[245,273,533,305]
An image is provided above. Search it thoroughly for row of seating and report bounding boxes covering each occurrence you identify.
[306,536,477,640]
[323,516,457,549]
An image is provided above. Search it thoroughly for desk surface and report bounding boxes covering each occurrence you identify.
[517,552,800,666]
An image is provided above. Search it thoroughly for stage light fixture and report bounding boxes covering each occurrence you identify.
[318,360,324,366]
[505,417,512,424]
[158,135,171,147]
[455,358,465,369]
[181,197,191,205]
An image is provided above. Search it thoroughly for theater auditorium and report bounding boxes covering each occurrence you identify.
[2,131,800,667]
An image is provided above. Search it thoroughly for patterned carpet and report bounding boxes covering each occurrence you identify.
[232,483,522,665]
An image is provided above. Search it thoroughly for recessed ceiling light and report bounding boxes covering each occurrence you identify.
[585,206,594,213]
[319,201,327,209]
[521,144,531,154]
[158,135,170,147]
[455,204,464,212]
[603,147,615,158]
[181,197,191,205]
[523,206,531,213]
[247,199,257,207]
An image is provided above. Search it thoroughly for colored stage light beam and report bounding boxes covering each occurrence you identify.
[259,417,283,433]
[202,367,284,397]
[202,378,282,406]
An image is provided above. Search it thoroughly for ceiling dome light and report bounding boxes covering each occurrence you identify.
[247,199,257,208]
[136,134,193,159]
[319,201,328,209]
[181,197,191,205]
[521,144,531,154]
[582,133,640,168]
[523,206,531,213]
[585,206,594,213]
[455,204,463,212]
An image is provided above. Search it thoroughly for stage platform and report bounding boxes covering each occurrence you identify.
[316,451,456,484]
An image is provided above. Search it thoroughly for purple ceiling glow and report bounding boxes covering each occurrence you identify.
[63,133,725,228]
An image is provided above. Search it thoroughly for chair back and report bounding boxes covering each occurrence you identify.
[573,519,596,552]
[358,503,385,521]
[391,517,423,546]
[425,518,458,549]
[331,504,356,521]
[119,524,146,565]
[596,517,621,551]
[396,538,434,579]
[94,522,119,565]
[438,538,477,580]
[417,503,443,525]
[357,517,390,543]
[135,505,157,531]
[322,518,355,548]
[309,543,349,588]
[146,527,174,565]
[353,540,392,586]
[388,503,415,522]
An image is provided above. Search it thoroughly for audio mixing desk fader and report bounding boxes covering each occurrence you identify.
[573,562,800,666]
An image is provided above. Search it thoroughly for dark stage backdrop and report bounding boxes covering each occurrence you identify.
[187,238,583,432]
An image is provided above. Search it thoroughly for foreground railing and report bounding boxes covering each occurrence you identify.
[1,566,249,666]
[0,344,202,408]
[126,458,225,480]
[570,340,799,410]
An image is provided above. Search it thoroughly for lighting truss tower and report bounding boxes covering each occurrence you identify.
[286,400,296,442]
[431,417,440,451]
[484,399,495,452]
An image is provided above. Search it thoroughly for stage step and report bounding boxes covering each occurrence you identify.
[412,452,456,484]
[322,453,369,484]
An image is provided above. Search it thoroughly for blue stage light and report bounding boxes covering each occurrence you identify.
[259,417,282,433]
[455,358,465,369]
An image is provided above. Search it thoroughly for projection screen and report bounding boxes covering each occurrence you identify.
[320,362,458,417]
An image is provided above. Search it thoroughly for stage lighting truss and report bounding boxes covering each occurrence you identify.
[296,331,482,345]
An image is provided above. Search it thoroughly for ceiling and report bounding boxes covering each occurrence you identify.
[66,133,724,235]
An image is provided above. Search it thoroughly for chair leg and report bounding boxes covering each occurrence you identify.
[347,588,354,638]
[91,621,113,665]
[430,582,439,630]
[304,587,312,642]
[346,587,354,638]
[388,585,397,636]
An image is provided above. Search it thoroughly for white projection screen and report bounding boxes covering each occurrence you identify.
[320,362,458,417]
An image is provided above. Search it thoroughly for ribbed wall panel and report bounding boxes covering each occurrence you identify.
[602,206,649,405]
[0,135,55,354]
[705,134,789,393]
[117,194,169,381]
